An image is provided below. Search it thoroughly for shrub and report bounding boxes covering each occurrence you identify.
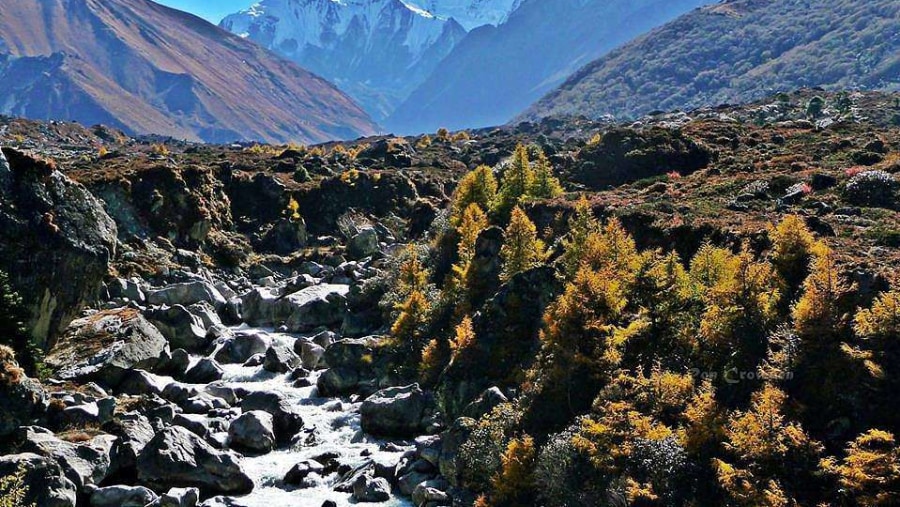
[855,290,900,344]
[491,435,537,504]
[0,463,32,507]
[534,427,590,507]
[806,96,826,119]
[458,404,522,492]
[844,170,898,208]
[820,429,900,506]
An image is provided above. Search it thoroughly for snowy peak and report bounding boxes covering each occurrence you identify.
[219,0,510,121]
[407,0,523,30]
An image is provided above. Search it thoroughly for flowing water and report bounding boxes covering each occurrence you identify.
[204,327,415,507]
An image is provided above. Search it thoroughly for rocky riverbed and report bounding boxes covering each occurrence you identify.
[0,260,476,507]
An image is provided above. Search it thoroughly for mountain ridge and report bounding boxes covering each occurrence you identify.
[385,0,711,135]
[522,0,900,122]
[0,0,379,144]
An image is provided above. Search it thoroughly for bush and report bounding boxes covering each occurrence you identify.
[844,170,898,208]
[458,404,522,492]
[0,463,32,507]
[534,427,597,507]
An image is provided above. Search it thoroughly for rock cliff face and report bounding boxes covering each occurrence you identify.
[0,148,117,349]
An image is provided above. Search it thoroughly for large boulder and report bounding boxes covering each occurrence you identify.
[103,412,155,476]
[347,227,380,259]
[263,345,301,374]
[316,337,381,396]
[240,284,349,332]
[0,148,117,349]
[239,391,303,444]
[136,426,253,496]
[184,358,225,384]
[45,308,167,387]
[158,487,200,507]
[212,332,268,364]
[145,305,209,352]
[0,452,77,507]
[227,411,275,454]
[90,485,158,507]
[360,384,432,438]
[352,475,391,503]
[146,281,226,310]
[19,426,115,489]
[0,350,47,437]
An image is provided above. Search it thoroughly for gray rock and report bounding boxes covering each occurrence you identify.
[316,367,360,397]
[294,339,326,370]
[412,482,449,506]
[239,392,303,444]
[228,411,276,454]
[0,147,117,350]
[174,413,211,438]
[158,348,192,377]
[145,305,209,352]
[311,330,339,349]
[360,384,430,438]
[158,487,200,507]
[118,369,167,396]
[90,485,157,507]
[347,227,380,259]
[398,469,433,496]
[187,302,223,329]
[462,387,508,421]
[137,426,253,496]
[263,345,301,374]
[240,285,349,332]
[105,412,155,476]
[20,426,115,489]
[439,418,476,487]
[46,309,167,387]
[146,281,226,310]
[107,278,147,304]
[0,368,47,437]
[184,358,225,383]
[213,333,268,364]
[242,354,265,367]
[0,452,77,507]
[352,475,391,502]
[283,459,325,485]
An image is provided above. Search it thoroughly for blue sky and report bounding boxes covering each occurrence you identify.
[155,0,254,24]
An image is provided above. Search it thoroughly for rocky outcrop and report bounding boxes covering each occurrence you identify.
[240,284,349,332]
[227,411,275,454]
[360,384,436,438]
[239,391,304,444]
[0,352,47,437]
[572,128,713,189]
[19,426,115,489]
[0,452,77,507]
[89,485,158,507]
[0,148,117,349]
[146,281,227,310]
[45,309,167,387]
[144,305,209,352]
[136,426,253,496]
[438,267,560,417]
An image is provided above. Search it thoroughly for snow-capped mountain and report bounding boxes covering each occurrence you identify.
[407,0,523,30]
[221,0,473,121]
